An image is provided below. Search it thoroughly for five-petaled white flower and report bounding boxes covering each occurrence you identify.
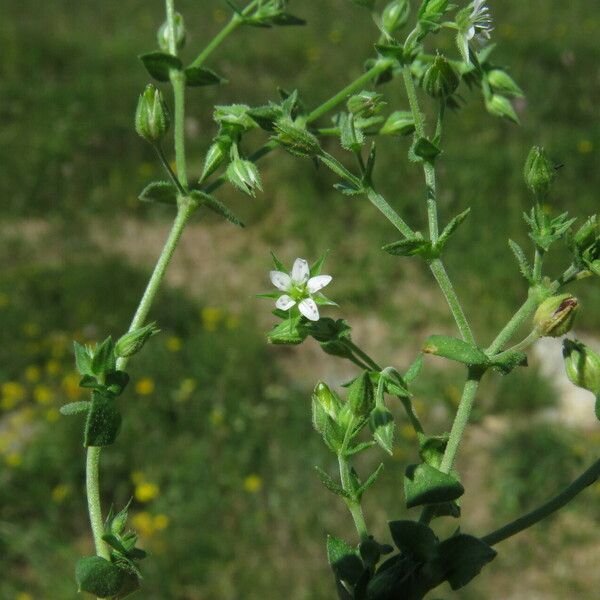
[270,258,332,322]
[467,0,493,43]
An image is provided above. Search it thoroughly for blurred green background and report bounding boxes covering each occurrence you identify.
[1,1,599,598]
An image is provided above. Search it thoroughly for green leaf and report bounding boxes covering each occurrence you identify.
[184,66,225,87]
[404,354,423,383]
[314,466,351,499]
[92,336,116,378]
[490,351,528,375]
[404,463,464,509]
[270,251,286,272]
[437,208,471,249]
[310,250,330,277]
[75,556,125,598]
[357,463,384,498]
[139,51,183,82]
[74,341,93,376]
[508,239,533,282]
[59,401,89,416]
[418,434,448,470]
[382,237,434,258]
[434,534,496,590]
[105,370,130,396]
[102,533,131,556]
[345,441,377,457]
[412,136,442,162]
[422,335,489,367]
[139,181,178,205]
[79,374,101,389]
[84,391,122,447]
[190,190,244,227]
[347,371,375,418]
[388,520,438,562]
[267,316,308,345]
[327,535,364,585]
[369,407,395,455]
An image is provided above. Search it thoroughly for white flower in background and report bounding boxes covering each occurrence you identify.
[456,0,493,63]
[270,258,332,321]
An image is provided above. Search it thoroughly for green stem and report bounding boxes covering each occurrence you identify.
[429,259,475,345]
[343,339,382,371]
[155,145,186,195]
[165,0,178,56]
[338,453,369,542]
[86,447,110,561]
[170,72,188,189]
[305,59,394,124]
[486,295,539,355]
[366,188,414,239]
[189,15,242,69]
[533,247,544,282]
[482,458,600,546]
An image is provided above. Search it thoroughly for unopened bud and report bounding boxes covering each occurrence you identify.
[157,13,186,52]
[487,69,524,98]
[275,118,322,157]
[347,91,385,118]
[379,110,415,136]
[524,146,556,197]
[369,406,395,455]
[381,0,410,35]
[115,323,160,358]
[314,382,341,420]
[347,371,375,418]
[419,0,449,22]
[485,94,519,124]
[534,294,579,337]
[135,85,170,144]
[573,215,598,251]
[563,339,600,394]
[423,56,460,99]
[199,135,232,183]
[226,157,262,197]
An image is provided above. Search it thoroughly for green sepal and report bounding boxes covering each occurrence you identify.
[422,335,489,367]
[247,103,284,131]
[139,51,183,82]
[189,190,244,227]
[84,391,122,447]
[311,395,344,453]
[74,341,94,376]
[382,237,435,259]
[75,556,125,598]
[404,354,423,383]
[314,466,351,499]
[184,66,225,87]
[388,520,438,562]
[267,315,308,345]
[418,433,448,470]
[139,181,178,206]
[374,43,406,63]
[59,401,90,416]
[79,375,101,389]
[344,441,377,457]
[105,370,130,396]
[411,136,442,163]
[347,371,375,418]
[404,463,464,509]
[327,535,364,586]
[490,351,528,375]
[433,534,496,590]
[369,407,395,455]
[436,208,471,250]
[92,336,117,378]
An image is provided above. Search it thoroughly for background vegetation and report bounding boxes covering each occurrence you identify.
[0,1,599,598]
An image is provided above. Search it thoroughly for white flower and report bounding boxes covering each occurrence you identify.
[270,257,332,321]
[456,0,493,63]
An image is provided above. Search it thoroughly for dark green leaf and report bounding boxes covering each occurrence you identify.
[92,336,116,378]
[84,391,122,447]
[347,371,375,418]
[75,556,125,598]
[357,463,384,498]
[139,181,178,205]
[59,401,90,416]
[490,351,528,375]
[184,66,225,87]
[315,466,351,499]
[422,335,489,367]
[270,13,306,26]
[139,51,182,82]
[404,463,464,509]
[105,370,130,396]
[388,520,438,562]
[267,316,308,345]
[382,237,434,258]
[327,535,364,585]
[508,239,533,282]
[74,341,93,376]
[190,190,244,227]
[79,375,101,389]
[370,407,395,455]
[437,208,471,249]
[412,136,442,162]
[404,355,423,383]
[418,434,448,470]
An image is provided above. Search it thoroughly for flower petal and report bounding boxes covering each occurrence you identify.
[307,274,332,294]
[275,294,296,311]
[291,258,310,284]
[298,297,320,321]
[270,271,291,291]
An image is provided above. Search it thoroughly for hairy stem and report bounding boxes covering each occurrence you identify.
[86,447,110,560]
[482,458,600,546]
[338,453,369,542]
[170,72,188,189]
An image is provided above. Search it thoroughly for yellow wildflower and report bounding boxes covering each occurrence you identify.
[34,385,54,406]
[6,452,22,468]
[174,378,196,403]
[52,483,71,503]
[46,359,61,377]
[135,481,160,503]
[578,140,593,155]
[135,378,155,396]
[201,307,222,331]
[153,514,170,531]
[243,474,263,493]
[166,336,182,352]
[1,396,17,411]
[25,365,41,383]
[16,593,33,600]
[2,382,25,403]
[131,511,155,537]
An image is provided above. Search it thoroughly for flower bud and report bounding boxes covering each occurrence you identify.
[135,85,171,145]
[369,406,395,455]
[487,69,524,98]
[534,294,579,337]
[484,94,519,124]
[381,0,410,34]
[524,146,556,197]
[226,157,263,197]
[313,382,341,420]
[419,0,449,22]
[347,372,375,418]
[274,118,322,157]
[379,110,415,136]
[563,339,600,394]
[422,56,460,99]
[157,13,186,52]
[199,135,232,183]
[572,215,598,251]
[347,91,385,118]
[115,323,160,358]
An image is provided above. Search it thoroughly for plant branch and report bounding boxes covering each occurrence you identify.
[482,458,600,546]
[86,447,110,561]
